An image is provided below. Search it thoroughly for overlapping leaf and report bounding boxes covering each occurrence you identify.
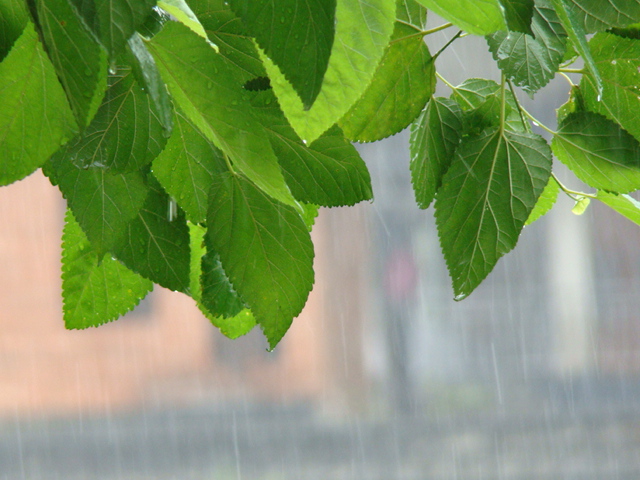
[207,172,314,348]
[62,209,153,329]
[414,0,506,35]
[435,128,552,299]
[158,0,208,39]
[112,175,191,293]
[525,175,560,224]
[229,0,336,109]
[0,0,28,60]
[499,0,535,34]
[251,91,372,207]
[552,111,640,193]
[263,0,395,143]
[597,190,640,225]
[200,249,246,318]
[410,97,463,209]
[59,64,167,173]
[339,0,435,142]
[152,110,226,223]
[487,0,567,94]
[564,0,640,33]
[148,21,298,208]
[0,23,77,186]
[35,0,107,128]
[581,33,640,143]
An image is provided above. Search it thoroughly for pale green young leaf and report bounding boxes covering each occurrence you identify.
[188,0,265,83]
[564,0,640,33]
[0,22,77,186]
[250,91,372,207]
[36,0,108,128]
[0,0,28,60]
[571,196,591,215]
[147,21,298,209]
[596,191,640,226]
[152,110,226,223]
[207,173,315,349]
[552,112,640,193]
[525,175,560,225]
[499,0,535,34]
[581,33,640,143]
[59,65,167,173]
[548,0,602,96]
[229,0,336,109]
[264,0,395,143]
[414,0,506,35]
[113,175,191,293]
[435,128,552,299]
[47,156,149,255]
[487,0,567,94]
[339,0,435,142]
[158,0,208,39]
[62,209,153,329]
[410,97,463,209]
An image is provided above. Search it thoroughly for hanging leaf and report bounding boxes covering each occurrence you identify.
[525,175,560,225]
[414,0,506,35]
[410,97,463,209]
[596,190,640,226]
[62,209,153,329]
[435,128,552,299]
[552,111,640,193]
[0,23,77,186]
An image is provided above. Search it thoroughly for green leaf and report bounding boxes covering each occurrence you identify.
[35,0,108,128]
[571,196,591,215]
[62,209,153,329]
[410,97,463,209]
[435,128,552,299]
[548,0,602,96]
[525,175,560,224]
[207,172,315,349]
[152,110,226,223]
[596,190,640,225]
[59,64,168,173]
[499,0,535,34]
[158,0,208,39]
[189,0,265,83]
[552,111,640,193]
[229,0,336,109]
[147,21,298,208]
[564,0,640,33]
[189,222,256,338]
[339,0,436,142]
[414,0,506,35]
[201,247,246,318]
[487,0,567,94]
[263,0,395,143]
[113,175,191,292]
[251,91,373,207]
[0,22,77,186]
[0,0,28,60]
[581,33,640,144]
[73,0,156,58]
[47,156,149,255]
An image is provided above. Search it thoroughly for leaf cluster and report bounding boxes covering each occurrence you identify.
[2,0,640,347]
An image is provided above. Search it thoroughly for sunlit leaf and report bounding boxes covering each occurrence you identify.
[596,190,640,226]
[525,175,560,225]
[414,0,506,35]
[564,0,640,33]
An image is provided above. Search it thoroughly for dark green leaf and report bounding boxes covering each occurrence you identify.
[48,155,149,255]
[152,110,226,223]
[59,64,167,173]
[229,0,336,109]
[201,249,246,318]
[339,0,435,142]
[414,0,506,35]
[251,91,372,207]
[62,209,153,329]
[525,175,560,224]
[35,0,108,128]
[113,175,191,292]
[263,0,395,143]
[581,33,640,143]
[207,173,315,349]
[552,111,640,193]
[596,190,640,225]
[564,0,640,33]
[0,0,28,60]
[435,128,551,299]
[487,0,567,94]
[148,21,298,208]
[499,0,535,34]
[410,97,463,209]
[0,22,77,186]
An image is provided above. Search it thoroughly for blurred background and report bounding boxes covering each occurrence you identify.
[2,25,640,480]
